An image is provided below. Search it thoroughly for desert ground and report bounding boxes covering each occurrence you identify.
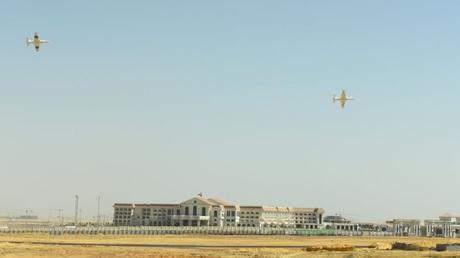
[1,234,460,258]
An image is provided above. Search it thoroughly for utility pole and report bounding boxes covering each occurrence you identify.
[52,209,64,226]
[58,209,64,226]
[97,196,101,226]
[74,195,79,226]
[24,209,32,226]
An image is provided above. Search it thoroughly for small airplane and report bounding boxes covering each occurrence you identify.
[333,90,354,109]
[26,32,49,52]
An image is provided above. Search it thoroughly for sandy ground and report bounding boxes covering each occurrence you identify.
[1,234,460,257]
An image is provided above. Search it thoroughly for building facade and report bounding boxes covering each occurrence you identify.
[388,214,460,237]
[389,219,422,236]
[425,213,460,238]
[113,195,324,228]
[112,203,134,226]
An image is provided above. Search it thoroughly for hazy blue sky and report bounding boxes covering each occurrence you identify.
[1,1,459,222]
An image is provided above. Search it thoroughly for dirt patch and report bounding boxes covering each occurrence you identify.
[304,245,354,252]
[2,234,460,258]
[369,242,392,250]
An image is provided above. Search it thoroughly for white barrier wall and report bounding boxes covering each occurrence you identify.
[0,226,455,238]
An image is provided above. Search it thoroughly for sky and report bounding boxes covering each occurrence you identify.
[0,1,459,222]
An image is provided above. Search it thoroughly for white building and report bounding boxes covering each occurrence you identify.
[112,203,134,226]
[113,195,324,228]
[389,219,421,236]
[323,214,361,231]
[425,213,460,238]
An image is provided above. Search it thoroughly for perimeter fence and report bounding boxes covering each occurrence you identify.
[0,226,395,236]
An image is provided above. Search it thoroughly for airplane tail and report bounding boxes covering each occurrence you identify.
[332,95,336,103]
[26,38,30,46]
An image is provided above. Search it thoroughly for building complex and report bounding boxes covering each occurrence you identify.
[113,194,324,229]
[112,195,460,238]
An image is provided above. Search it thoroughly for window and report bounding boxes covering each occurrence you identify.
[231,211,235,217]
[185,207,189,215]
[226,211,230,216]
[202,207,206,216]
[213,210,218,217]
[193,206,197,216]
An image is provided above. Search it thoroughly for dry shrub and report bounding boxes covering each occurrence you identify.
[392,242,424,251]
[322,245,354,251]
[304,245,354,252]
[303,246,322,252]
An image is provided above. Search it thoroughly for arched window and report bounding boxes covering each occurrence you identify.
[185,207,189,215]
[193,206,197,216]
[202,207,206,216]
